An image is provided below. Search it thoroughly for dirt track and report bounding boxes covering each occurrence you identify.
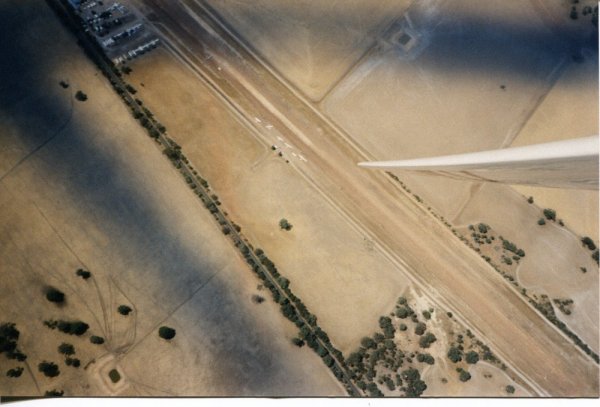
[133,0,598,396]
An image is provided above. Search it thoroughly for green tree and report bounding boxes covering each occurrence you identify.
[292,337,304,347]
[543,208,556,221]
[447,346,462,363]
[419,332,437,348]
[158,326,176,340]
[465,351,479,364]
[506,385,515,394]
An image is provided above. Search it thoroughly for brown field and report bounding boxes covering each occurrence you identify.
[128,0,598,397]
[0,0,342,396]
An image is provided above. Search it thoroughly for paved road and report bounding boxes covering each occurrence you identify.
[134,0,599,396]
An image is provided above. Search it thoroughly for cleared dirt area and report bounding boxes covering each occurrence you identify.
[129,0,598,396]
[202,0,414,101]
[0,0,342,396]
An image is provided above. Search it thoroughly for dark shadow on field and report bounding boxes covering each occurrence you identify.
[0,0,316,396]
[201,0,598,86]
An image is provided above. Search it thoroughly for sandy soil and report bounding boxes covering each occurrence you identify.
[202,0,413,101]
[129,0,598,396]
[0,0,342,396]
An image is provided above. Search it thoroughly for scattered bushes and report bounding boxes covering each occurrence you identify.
[158,326,176,340]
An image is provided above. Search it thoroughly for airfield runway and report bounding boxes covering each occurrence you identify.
[132,0,598,396]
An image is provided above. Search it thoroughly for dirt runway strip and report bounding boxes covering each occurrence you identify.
[134,0,598,396]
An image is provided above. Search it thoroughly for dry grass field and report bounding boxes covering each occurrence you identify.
[127,47,412,355]
[202,0,413,101]
[0,0,342,396]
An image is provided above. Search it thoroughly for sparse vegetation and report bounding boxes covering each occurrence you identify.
[158,326,176,340]
[45,389,64,397]
[458,368,471,382]
[537,218,546,226]
[527,196,534,204]
[506,385,515,394]
[65,357,80,368]
[0,322,26,361]
[44,319,89,336]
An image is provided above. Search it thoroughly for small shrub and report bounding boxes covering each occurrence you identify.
[537,218,546,226]
[459,369,471,382]
[45,389,64,397]
[117,305,132,316]
[279,218,293,231]
[75,90,88,102]
[447,346,462,363]
[90,335,105,345]
[65,357,80,368]
[108,369,121,383]
[422,311,431,320]
[506,385,515,394]
[419,332,437,348]
[292,337,304,347]
[58,343,75,356]
[158,326,176,340]
[75,269,91,279]
[527,196,534,204]
[46,288,65,303]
